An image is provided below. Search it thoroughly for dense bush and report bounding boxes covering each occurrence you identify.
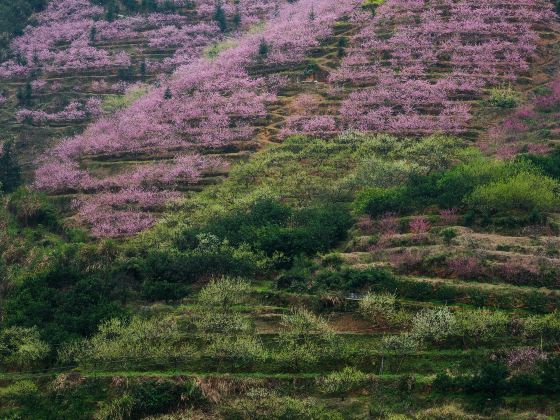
[517,149,560,180]
[467,171,560,212]
[3,248,126,345]
[488,86,520,108]
[353,154,559,218]
[354,187,410,217]
[0,326,49,369]
[181,199,351,265]
[7,188,60,228]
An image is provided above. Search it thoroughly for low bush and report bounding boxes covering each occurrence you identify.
[488,86,520,108]
[318,367,371,397]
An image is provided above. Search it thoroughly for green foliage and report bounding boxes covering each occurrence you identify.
[467,171,560,212]
[410,307,456,344]
[128,380,203,418]
[276,307,337,370]
[180,198,351,266]
[59,316,190,368]
[204,39,237,60]
[318,367,370,396]
[522,312,560,342]
[0,140,22,194]
[194,277,266,366]
[101,84,149,113]
[0,0,45,60]
[7,188,59,228]
[354,187,410,217]
[94,394,134,420]
[197,277,250,309]
[440,228,457,245]
[517,149,560,180]
[453,309,509,345]
[213,2,227,32]
[226,388,343,419]
[133,234,266,301]
[487,86,520,108]
[258,38,269,58]
[0,380,38,407]
[0,326,50,369]
[4,246,127,345]
[358,292,405,328]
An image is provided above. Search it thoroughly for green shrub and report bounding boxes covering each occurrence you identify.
[0,326,50,369]
[318,367,370,397]
[59,316,190,368]
[435,157,517,208]
[182,198,351,265]
[488,86,520,108]
[358,292,406,328]
[4,250,127,345]
[517,149,560,180]
[353,186,410,217]
[467,171,560,212]
[128,380,203,418]
[440,228,457,245]
[225,389,343,419]
[410,307,456,343]
[7,188,60,228]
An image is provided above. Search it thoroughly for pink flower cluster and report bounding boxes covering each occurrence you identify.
[330,0,556,135]
[16,98,101,125]
[0,0,219,78]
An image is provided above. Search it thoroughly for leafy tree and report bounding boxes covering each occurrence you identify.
[354,186,410,217]
[7,188,59,227]
[358,292,405,328]
[140,60,147,79]
[276,307,337,370]
[59,317,190,369]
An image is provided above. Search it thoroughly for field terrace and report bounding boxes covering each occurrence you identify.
[31,0,362,237]
[0,0,281,171]
[11,0,560,239]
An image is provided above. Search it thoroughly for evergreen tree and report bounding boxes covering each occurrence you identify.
[0,140,22,193]
[140,60,147,79]
[232,7,241,29]
[337,36,347,58]
[214,3,227,32]
[89,26,97,43]
[164,87,172,100]
[24,82,32,104]
[16,87,24,106]
[258,38,269,59]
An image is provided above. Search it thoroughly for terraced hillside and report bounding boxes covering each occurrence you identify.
[1,0,560,418]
